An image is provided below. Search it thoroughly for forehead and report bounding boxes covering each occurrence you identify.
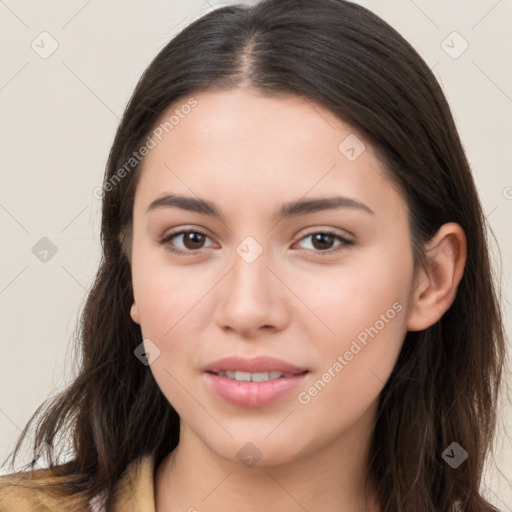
[133,88,407,222]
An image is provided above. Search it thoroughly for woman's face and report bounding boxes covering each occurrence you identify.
[129,87,417,466]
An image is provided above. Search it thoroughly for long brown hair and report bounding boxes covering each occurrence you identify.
[2,0,508,510]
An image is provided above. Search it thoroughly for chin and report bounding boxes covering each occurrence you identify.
[201,431,313,469]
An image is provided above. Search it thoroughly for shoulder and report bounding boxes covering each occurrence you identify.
[0,465,89,512]
[0,453,156,512]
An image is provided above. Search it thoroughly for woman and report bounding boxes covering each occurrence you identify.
[0,0,507,510]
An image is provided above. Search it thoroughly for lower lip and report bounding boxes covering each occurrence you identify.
[204,372,309,408]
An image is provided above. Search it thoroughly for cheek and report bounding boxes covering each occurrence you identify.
[134,278,195,335]
[292,250,411,401]
[132,280,210,382]
[289,250,411,342]
[131,242,208,336]
[294,286,408,440]
[131,266,208,408]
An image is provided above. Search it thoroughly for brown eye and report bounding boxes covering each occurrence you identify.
[296,230,353,256]
[160,229,214,255]
[311,233,336,250]
[181,232,206,250]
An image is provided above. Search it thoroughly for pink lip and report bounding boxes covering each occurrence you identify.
[202,356,309,408]
[203,355,308,374]
[204,372,309,408]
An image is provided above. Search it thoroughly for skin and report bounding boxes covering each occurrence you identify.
[128,87,467,512]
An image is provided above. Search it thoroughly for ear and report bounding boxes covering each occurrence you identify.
[407,222,467,332]
[130,302,140,324]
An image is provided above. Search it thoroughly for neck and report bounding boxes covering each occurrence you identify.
[154,404,381,512]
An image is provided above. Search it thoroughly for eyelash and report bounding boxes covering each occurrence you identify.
[159,228,354,257]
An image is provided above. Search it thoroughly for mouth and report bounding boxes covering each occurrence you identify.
[202,355,310,407]
[203,366,309,408]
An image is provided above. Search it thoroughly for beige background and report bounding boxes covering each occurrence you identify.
[0,0,511,508]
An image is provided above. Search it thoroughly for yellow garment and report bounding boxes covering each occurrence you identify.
[0,453,156,512]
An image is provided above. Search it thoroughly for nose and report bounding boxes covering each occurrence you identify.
[213,244,290,337]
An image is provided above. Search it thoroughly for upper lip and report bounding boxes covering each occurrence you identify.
[203,356,308,374]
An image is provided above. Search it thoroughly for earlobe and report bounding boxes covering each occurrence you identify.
[407,223,467,332]
[130,302,140,324]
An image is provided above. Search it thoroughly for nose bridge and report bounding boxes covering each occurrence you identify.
[229,234,273,301]
[214,233,287,333]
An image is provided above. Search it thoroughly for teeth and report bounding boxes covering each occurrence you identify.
[216,370,295,381]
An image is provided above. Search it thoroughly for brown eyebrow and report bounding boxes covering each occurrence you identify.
[146,193,375,219]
